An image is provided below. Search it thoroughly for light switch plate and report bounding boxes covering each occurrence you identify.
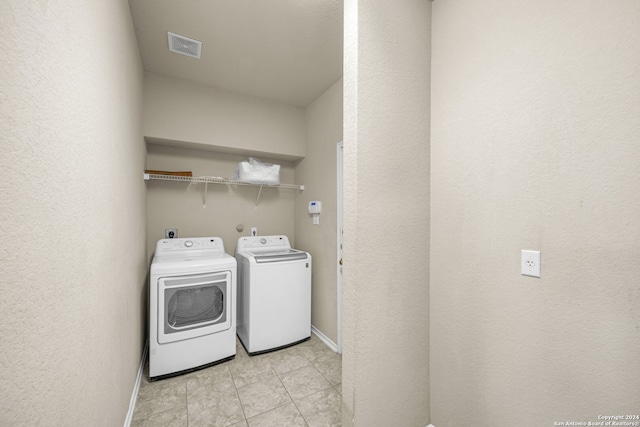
[521,250,541,278]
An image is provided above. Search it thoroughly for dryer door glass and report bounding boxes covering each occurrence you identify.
[159,272,231,342]
[167,285,224,328]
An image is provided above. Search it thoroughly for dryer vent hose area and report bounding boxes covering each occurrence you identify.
[168,287,224,328]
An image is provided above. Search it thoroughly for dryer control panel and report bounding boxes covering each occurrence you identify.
[155,237,224,254]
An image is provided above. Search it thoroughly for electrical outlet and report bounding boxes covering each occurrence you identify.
[521,250,541,278]
[165,228,178,239]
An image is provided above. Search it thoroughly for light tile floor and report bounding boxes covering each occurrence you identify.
[132,334,341,427]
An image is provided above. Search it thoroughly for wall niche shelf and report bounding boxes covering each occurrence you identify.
[143,173,304,207]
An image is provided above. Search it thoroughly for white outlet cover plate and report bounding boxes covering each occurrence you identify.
[521,250,541,277]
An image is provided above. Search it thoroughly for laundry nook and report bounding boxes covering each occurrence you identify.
[3,1,640,426]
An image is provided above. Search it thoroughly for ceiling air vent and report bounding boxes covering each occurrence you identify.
[167,32,202,59]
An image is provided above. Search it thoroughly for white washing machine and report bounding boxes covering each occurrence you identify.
[149,237,236,380]
[235,235,311,355]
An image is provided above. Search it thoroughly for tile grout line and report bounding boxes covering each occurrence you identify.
[135,338,339,427]
[184,380,189,427]
[133,362,190,425]
[284,346,337,426]
[276,367,310,427]
[229,361,250,425]
[246,347,319,425]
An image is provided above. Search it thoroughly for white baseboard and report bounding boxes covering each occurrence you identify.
[311,325,339,353]
[123,339,148,427]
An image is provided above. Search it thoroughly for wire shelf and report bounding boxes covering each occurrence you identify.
[143,173,304,190]
[143,173,304,206]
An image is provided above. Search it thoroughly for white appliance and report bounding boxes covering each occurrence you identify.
[235,235,311,355]
[149,237,236,380]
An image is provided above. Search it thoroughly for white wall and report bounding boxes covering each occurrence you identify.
[0,1,146,426]
[430,1,640,426]
[295,78,343,345]
[143,73,307,258]
[343,1,431,426]
[146,145,296,257]
[143,72,306,160]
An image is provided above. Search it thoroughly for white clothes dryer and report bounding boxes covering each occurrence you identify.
[235,235,311,355]
[149,237,236,380]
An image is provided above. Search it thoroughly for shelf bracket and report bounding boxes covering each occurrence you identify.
[255,185,264,207]
[202,182,208,207]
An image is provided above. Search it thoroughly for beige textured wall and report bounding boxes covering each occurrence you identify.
[143,72,306,160]
[430,1,640,426]
[295,79,343,345]
[343,1,431,426]
[146,145,296,258]
[0,1,146,426]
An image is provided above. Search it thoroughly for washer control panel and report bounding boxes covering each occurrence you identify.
[237,235,290,250]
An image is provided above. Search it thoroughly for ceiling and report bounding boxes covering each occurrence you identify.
[129,0,344,107]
